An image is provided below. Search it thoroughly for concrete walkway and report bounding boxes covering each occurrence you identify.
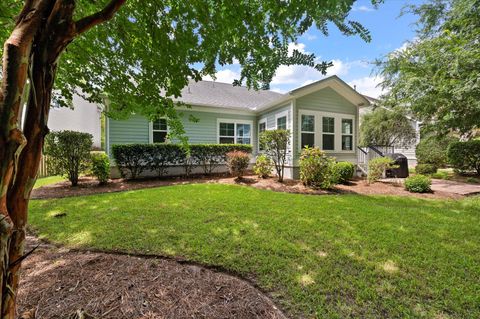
[380,178,480,196]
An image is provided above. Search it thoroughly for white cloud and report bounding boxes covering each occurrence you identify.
[202,69,240,84]
[270,87,287,94]
[348,76,385,98]
[353,5,374,12]
[304,32,318,41]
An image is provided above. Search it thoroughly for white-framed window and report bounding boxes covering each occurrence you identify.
[276,111,288,130]
[298,110,355,153]
[300,114,315,148]
[151,118,168,143]
[218,119,252,144]
[341,118,353,151]
[322,116,335,151]
[258,119,267,151]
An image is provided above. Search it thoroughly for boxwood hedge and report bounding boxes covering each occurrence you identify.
[111,144,252,179]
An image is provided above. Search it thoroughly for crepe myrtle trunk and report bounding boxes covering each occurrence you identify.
[0,0,125,317]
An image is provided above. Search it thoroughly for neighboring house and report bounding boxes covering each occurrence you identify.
[106,75,370,178]
[48,93,103,148]
[360,96,421,167]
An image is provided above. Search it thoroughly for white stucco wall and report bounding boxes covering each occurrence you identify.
[48,94,102,148]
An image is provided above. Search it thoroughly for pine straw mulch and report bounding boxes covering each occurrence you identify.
[32,175,463,200]
[17,236,286,319]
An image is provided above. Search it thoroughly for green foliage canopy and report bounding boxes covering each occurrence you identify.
[1,0,379,142]
[377,0,480,136]
[360,107,416,147]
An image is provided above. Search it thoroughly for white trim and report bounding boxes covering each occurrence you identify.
[105,115,110,155]
[176,103,256,115]
[297,109,356,154]
[216,118,254,144]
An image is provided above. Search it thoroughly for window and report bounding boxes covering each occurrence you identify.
[342,119,353,151]
[300,114,315,148]
[322,117,335,150]
[236,123,251,144]
[219,122,235,144]
[277,115,287,130]
[219,121,251,144]
[258,120,266,150]
[152,119,168,143]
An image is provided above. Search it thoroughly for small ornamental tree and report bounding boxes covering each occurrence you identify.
[447,140,480,175]
[260,130,290,182]
[416,134,458,167]
[44,131,93,186]
[360,107,416,148]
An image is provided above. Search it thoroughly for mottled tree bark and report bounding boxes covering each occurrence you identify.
[0,1,126,317]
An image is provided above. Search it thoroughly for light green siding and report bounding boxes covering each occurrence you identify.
[296,87,357,115]
[108,110,257,154]
[108,114,150,146]
[258,103,291,130]
[294,87,359,164]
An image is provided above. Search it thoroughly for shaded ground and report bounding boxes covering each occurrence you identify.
[32,175,462,200]
[17,236,285,319]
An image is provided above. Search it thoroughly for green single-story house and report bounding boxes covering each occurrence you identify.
[105,75,371,179]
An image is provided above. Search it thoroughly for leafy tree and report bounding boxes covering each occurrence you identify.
[415,134,458,167]
[260,130,290,182]
[360,107,416,148]
[377,0,480,137]
[45,130,93,186]
[0,0,378,316]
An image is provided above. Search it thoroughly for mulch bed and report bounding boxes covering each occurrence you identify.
[32,175,463,200]
[17,236,286,319]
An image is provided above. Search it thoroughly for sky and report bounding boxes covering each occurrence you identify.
[203,0,425,98]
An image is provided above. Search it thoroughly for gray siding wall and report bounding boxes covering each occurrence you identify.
[294,87,359,164]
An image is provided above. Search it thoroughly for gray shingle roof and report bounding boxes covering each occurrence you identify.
[175,80,285,111]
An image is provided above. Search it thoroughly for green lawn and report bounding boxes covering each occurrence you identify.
[34,175,64,189]
[29,184,480,318]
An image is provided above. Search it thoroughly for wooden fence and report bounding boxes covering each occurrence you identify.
[38,155,53,178]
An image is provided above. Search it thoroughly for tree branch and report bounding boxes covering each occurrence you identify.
[74,0,126,35]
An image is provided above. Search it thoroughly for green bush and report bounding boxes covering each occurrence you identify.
[447,140,480,175]
[226,151,250,178]
[254,154,273,178]
[405,175,432,193]
[416,135,458,167]
[111,143,253,179]
[90,151,110,185]
[299,147,337,190]
[260,130,290,182]
[431,171,450,180]
[334,162,355,184]
[367,157,395,184]
[415,163,438,175]
[44,130,93,186]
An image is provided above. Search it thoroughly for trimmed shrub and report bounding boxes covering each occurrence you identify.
[191,144,253,175]
[253,154,273,178]
[405,175,432,193]
[415,163,438,175]
[226,151,250,178]
[334,162,355,184]
[111,144,150,179]
[111,143,253,179]
[90,151,110,185]
[260,130,290,182]
[44,130,93,186]
[447,140,480,175]
[416,135,458,167]
[299,147,338,190]
[367,157,395,184]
